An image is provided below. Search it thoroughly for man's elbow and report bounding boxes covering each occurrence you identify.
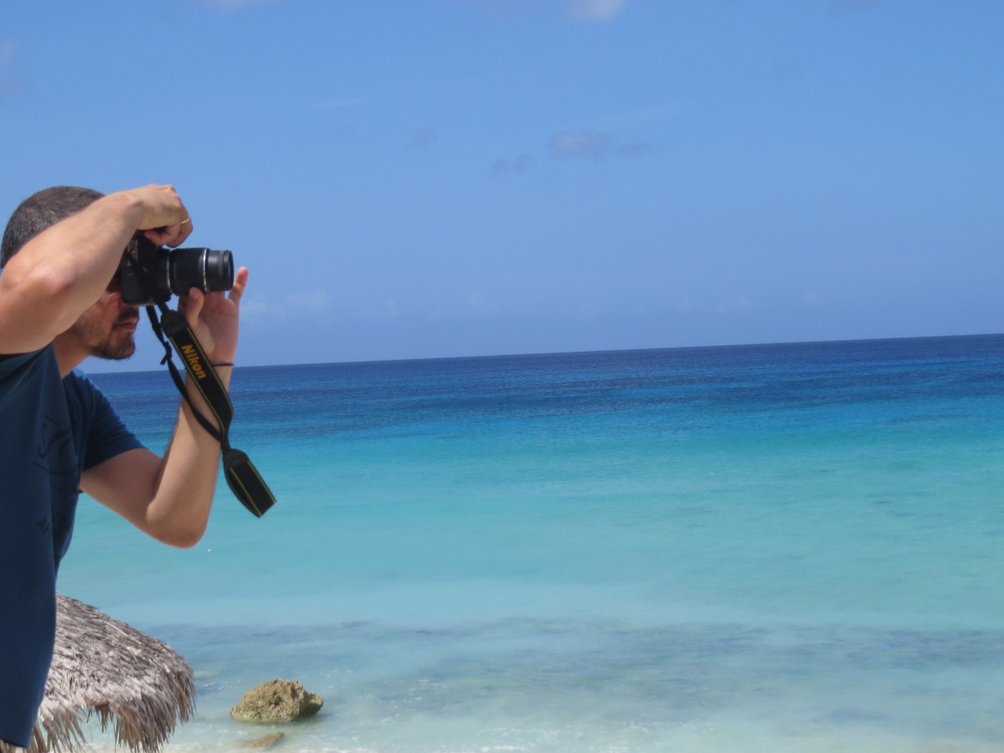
[154,520,208,549]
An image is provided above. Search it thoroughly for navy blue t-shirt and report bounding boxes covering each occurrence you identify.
[0,347,142,748]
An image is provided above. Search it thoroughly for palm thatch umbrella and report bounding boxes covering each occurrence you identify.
[1,595,196,753]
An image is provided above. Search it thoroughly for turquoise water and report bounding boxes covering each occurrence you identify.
[60,336,1004,752]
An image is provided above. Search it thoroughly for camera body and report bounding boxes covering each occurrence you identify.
[120,234,235,306]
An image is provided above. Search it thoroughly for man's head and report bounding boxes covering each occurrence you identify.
[2,185,139,361]
[1,186,104,268]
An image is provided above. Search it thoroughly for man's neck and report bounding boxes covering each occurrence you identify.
[51,337,87,378]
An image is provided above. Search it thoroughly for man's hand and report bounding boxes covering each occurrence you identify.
[126,184,195,247]
[178,266,249,363]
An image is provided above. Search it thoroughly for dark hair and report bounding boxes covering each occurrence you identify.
[1,186,104,268]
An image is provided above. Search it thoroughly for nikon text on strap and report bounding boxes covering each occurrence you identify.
[145,302,276,517]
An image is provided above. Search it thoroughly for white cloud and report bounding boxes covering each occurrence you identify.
[568,0,628,23]
[239,295,271,322]
[239,289,332,323]
[549,128,655,161]
[550,129,612,160]
[300,289,333,315]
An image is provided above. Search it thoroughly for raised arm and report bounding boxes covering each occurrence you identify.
[79,267,250,547]
[0,185,192,355]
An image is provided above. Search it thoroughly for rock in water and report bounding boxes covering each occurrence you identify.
[230,680,324,723]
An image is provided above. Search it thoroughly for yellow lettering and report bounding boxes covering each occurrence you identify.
[181,343,207,380]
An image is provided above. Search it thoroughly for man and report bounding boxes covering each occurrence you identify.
[0,184,249,749]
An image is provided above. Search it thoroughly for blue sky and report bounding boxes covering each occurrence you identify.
[1,0,1002,369]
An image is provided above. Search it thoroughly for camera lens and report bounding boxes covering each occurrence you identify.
[120,237,236,305]
[206,249,234,292]
[169,248,234,296]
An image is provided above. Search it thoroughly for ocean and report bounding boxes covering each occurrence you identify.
[60,335,1004,753]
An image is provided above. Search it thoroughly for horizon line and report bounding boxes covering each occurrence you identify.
[85,331,1004,376]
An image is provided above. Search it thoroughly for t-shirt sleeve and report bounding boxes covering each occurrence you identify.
[87,388,144,468]
[73,375,145,469]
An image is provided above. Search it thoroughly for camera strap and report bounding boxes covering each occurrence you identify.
[145,303,276,518]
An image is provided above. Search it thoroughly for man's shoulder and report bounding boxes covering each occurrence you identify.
[65,366,95,390]
[0,347,56,397]
[63,368,110,412]
[0,346,52,371]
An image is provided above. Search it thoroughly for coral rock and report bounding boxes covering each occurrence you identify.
[230,680,324,723]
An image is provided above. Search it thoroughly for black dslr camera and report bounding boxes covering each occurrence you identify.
[118,233,275,517]
[120,233,234,306]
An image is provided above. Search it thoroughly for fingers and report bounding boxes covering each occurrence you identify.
[179,287,205,329]
[130,184,194,247]
[228,267,249,306]
[181,267,247,315]
[144,221,192,248]
[166,209,193,245]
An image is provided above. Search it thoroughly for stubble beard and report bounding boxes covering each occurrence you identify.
[68,314,137,361]
[93,333,136,361]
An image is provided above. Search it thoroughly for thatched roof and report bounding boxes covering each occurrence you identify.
[1,595,195,753]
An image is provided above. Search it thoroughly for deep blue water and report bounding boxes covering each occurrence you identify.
[60,335,1004,753]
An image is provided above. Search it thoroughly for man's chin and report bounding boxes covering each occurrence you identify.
[101,350,135,362]
[93,338,136,361]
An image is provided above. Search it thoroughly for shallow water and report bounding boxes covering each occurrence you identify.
[61,336,1004,752]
